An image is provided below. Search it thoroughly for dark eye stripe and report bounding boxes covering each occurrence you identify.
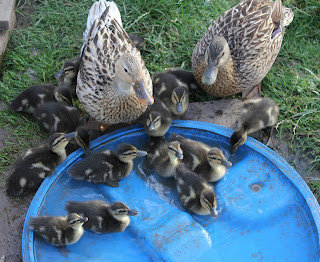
[53,137,65,147]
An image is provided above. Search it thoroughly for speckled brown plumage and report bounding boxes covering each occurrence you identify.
[192,0,294,97]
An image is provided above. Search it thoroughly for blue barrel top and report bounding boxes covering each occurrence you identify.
[22,120,320,261]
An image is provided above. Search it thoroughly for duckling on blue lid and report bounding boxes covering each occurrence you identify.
[9,84,72,113]
[33,102,84,134]
[29,213,88,246]
[171,133,232,182]
[68,144,147,187]
[65,200,138,234]
[6,132,76,197]
[147,136,183,178]
[153,72,189,116]
[230,98,279,153]
[138,98,172,137]
[66,126,91,156]
[174,165,218,217]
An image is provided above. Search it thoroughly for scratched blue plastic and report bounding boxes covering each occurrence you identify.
[22,120,320,261]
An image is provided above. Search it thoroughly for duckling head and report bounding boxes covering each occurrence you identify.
[110,202,138,219]
[200,189,218,217]
[75,126,91,155]
[49,132,76,154]
[230,128,248,154]
[115,53,154,106]
[208,148,232,167]
[171,87,189,114]
[56,59,80,83]
[146,112,161,131]
[202,36,231,86]
[54,86,73,105]
[168,141,184,161]
[67,213,88,229]
[116,143,148,163]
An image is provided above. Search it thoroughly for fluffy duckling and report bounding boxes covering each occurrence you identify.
[9,84,72,113]
[166,69,199,93]
[170,133,232,182]
[68,144,147,187]
[230,98,279,154]
[66,126,91,156]
[147,136,183,178]
[138,98,172,137]
[65,200,138,234]
[33,102,84,134]
[6,132,76,197]
[29,213,88,246]
[56,57,80,97]
[128,33,145,50]
[174,165,218,217]
[153,72,189,115]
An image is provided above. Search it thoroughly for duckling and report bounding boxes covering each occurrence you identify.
[66,126,91,156]
[9,84,72,113]
[153,72,189,116]
[65,200,138,234]
[166,69,199,93]
[170,133,232,182]
[128,33,145,50]
[174,165,218,217]
[68,144,147,187]
[6,132,76,197]
[230,98,279,154]
[138,98,172,137]
[147,136,183,178]
[56,57,80,98]
[33,102,84,134]
[29,213,88,246]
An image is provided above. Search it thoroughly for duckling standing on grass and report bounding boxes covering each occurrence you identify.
[230,98,279,153]
[153,72,189,116]
[174,165,218,217]
[9,84,73,113]
[171,133,232,182]
[6,132,76,197]
[138,98,172,137]
[147,136,183,178]
[29,213,88,246]
[65,200,138,234]
[56,57,81,98]
[33,102,84,134]
[68,144,147,187]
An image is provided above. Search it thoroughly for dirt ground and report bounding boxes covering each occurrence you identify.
[0,4,319,262]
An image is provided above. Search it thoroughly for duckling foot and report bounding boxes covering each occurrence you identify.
[242,84,262,98]
[57,246,71,257]
[86,117,111,132]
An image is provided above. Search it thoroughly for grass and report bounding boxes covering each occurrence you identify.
[0,0,319,186]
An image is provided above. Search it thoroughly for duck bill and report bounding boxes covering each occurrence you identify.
[202,62,218,86]
[210,208,218,218]
[134,81,154,106]
[56,69,65,78]
[229,146,238,154]
[221,159,232,167]
[176,151,183,160]
[127,209,139,216]
[136,150,148,157]
[82,146,91,156]
[78,217,88,223]
[176,102,183,113]
[64,132,76,140]
[148,122,155,131]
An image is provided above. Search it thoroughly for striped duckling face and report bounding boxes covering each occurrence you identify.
[168,141,184,161]
[200,189,218,217]
[110,202,138,218]
[207,148,232,167]
[67,213,88,229]
[171,87,189,115]
[54,86,73,105]
[56,59,80,82]
[49,132,76,154]
[230,128,248,154]
[146,112,161,132]
[116,144,148,163]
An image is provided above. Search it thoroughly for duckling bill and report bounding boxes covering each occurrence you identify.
[68,143,147,187]
[66,200,138,233]
[29,213,88,246]
[6,132,76,197]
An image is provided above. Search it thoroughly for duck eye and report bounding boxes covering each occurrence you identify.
[221,52,225,56]
[124,68,128,73]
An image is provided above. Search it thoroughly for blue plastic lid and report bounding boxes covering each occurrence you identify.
[22,120,320,261]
